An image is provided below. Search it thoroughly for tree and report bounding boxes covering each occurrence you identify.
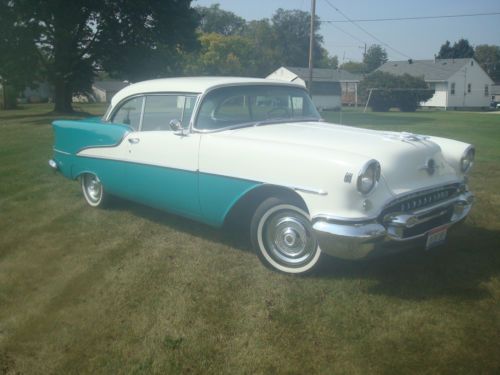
[317,50,339,69]
[359,71,434,112]
[2,0,199,113]
[340,61,366,74]
[243,19,282,76]
[271,8,325,67]
[437,39,474,59]
[475,44,500,83]
[0,0,41,109]
[196,4,246,36]
[183,33,256,76]
[363,44,387,72]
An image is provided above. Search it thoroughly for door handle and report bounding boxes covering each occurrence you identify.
[128,138,140,144]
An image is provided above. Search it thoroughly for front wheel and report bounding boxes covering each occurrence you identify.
[80,173,109,208]
[250,198,322,274]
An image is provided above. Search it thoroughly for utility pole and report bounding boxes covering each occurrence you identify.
[308,0,316,91]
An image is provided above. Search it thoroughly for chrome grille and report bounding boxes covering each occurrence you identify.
[381,184,461,217]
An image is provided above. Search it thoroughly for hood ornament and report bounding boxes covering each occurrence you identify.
[384,132,430,144]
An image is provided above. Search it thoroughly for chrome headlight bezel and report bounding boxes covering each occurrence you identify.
[357,160,381,195]
[460,146,475,174]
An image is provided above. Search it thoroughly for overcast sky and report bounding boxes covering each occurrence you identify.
[194,0,500,62]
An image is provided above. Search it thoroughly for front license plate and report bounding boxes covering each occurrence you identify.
[426,225,448,250]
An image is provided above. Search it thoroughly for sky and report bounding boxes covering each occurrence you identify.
[193,0,500,63]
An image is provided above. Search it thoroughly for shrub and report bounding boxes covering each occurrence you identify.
[359,71,434,112]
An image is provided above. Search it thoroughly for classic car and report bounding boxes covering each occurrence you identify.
[49,77,475,274]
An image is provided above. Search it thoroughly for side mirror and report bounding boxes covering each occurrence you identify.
[169,119,182,131]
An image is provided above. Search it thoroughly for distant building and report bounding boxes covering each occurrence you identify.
[491,85,500,103]
[92,81,129,103]
[266,66,362,109]
[21,82,51,103]
[377,58,494,109]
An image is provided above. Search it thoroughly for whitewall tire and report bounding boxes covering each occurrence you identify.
[250,197,322,274]
[81,173,108,208]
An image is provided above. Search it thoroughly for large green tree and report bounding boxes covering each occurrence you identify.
[271,8,325,68]
[183,33,257,76]
[2,0,199,113]
[437,39,474,59]
[363,44,388,72]
[475,44,500,83]
[0,0,40,109]
[196,4,246,36]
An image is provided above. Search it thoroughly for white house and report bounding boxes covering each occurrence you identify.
[267,66,361,110]
[377,58,494,109]
[92,81,130,103]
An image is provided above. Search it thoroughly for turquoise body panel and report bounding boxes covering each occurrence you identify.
[125,162,202,221]
[198,173,260,226]
[53,118,131,154]
[51,118,262,227]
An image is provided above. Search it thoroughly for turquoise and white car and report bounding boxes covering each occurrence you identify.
[50,77,475,274]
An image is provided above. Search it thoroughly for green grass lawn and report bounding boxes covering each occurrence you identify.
[1,104,499,374]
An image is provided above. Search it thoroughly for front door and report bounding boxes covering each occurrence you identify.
[121,94,202,219]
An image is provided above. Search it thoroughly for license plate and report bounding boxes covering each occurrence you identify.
[426,225,448,250]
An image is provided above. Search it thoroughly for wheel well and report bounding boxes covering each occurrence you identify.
[223,184,308,230]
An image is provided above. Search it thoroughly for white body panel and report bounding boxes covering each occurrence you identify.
[96,77,472,222]
[199,122,466,220]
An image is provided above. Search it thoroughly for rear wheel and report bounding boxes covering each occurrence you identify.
[81,173,109,208]
[251,197,322,274]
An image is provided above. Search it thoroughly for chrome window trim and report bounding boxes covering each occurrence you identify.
[106,92,201,128]
[190,83,321,134]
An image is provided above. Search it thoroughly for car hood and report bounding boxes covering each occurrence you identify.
[221,121,459,194]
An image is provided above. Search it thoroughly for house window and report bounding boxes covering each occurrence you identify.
[450,82,455,95]
[467,83,471,93]
[485,85,489,97]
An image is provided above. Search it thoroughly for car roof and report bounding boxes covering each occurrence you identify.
[110,76,305,106]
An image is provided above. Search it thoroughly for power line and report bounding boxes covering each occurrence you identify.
[326,21,366,45]
[321,11,500,23]
[322,0,412,59]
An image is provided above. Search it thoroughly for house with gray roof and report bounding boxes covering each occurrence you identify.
[92,80,130,103]
[377,58,494,109]
[266,66,363,109]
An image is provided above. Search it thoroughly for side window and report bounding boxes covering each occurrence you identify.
[111,96,144,131]
[141,95,196,131]
[450,82,455,95]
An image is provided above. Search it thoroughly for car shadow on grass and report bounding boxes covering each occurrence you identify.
[107,197,499,301]
[315,223,500,301]
[107,197,254,253]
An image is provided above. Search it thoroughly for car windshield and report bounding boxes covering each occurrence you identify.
[195,85,321,130]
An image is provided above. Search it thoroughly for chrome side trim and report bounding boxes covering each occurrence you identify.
[53,148,72,155]
[291,186,328,196]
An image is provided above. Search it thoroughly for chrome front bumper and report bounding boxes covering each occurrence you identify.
[312,191,474,260]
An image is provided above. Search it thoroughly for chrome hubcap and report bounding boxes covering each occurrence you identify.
[84,175,102,203]
[263,211,317,266]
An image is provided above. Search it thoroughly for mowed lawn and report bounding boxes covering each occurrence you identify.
[1,104,499,374]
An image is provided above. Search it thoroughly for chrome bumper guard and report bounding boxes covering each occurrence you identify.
[48,159,58,170]
[312,191,474,260]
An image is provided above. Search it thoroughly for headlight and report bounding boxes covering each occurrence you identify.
[460,146,475,173]
[357,160,381,195]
